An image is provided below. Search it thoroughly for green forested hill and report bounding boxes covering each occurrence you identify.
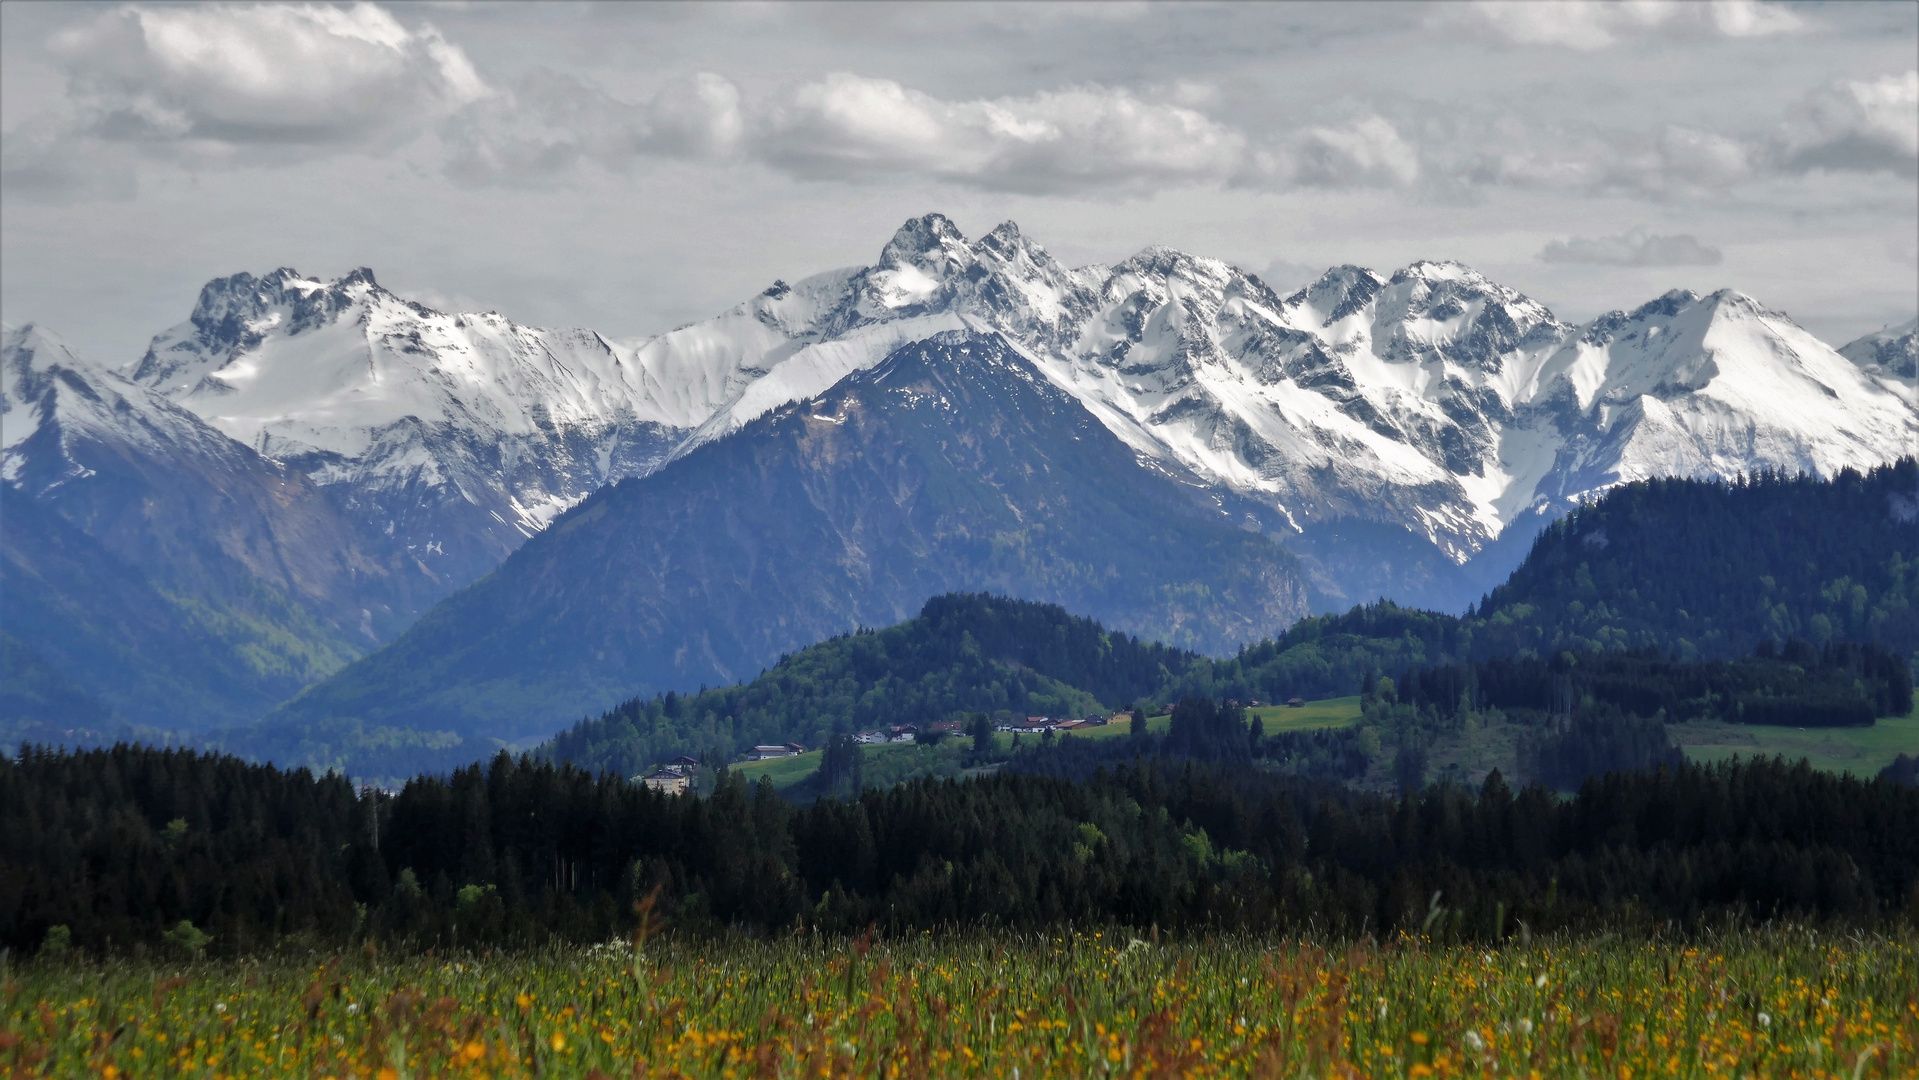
[1174,461,1919,705]
[1466,461,1919,659]
[543,593,1203,777]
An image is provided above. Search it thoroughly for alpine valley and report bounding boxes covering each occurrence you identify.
[3,214,1913,762]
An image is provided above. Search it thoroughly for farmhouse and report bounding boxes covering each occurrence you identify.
[749,743,806,760]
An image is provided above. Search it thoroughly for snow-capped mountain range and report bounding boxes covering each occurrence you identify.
[6,212,1914,740]
[91,213,1917,605]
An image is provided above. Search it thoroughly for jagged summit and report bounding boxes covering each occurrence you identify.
[877,212,972,274]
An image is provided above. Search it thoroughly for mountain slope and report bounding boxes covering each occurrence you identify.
[252,331,1310,761]
[1,631,123,744]
[2,323,442,730]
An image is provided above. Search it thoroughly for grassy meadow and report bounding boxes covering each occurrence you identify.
[1672,706,1919,778]
[5,929,1913,1078]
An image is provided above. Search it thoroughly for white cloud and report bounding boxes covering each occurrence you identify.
[1280,116,1421,188]
[1595,125,1755,197]
[1454,0,1804,51]
[1774,70,1918,177]
[1538,227,1723,266]
[755,73,1244,194]
[47,2,486,159]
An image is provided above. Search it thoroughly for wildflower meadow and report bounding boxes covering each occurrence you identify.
[4,927,1913,1078]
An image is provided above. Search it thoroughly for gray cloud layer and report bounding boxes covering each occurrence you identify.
[1538,228,1723,267]
[8,2,1912,201]
[2,1,1912,367]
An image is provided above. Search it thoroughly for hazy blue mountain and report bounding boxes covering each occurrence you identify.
[2,323,446,732]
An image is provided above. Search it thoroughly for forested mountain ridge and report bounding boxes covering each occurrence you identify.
[544,593,1204,778]
[239,332,1307,774]
[1468,460,1919,659]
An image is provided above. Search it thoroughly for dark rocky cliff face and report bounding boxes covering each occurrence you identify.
[263,331,1310,750]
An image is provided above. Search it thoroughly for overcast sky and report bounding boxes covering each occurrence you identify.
[3,0,1914,366]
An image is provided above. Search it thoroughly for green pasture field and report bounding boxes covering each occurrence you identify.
[1246,695,1364,732]
[1074,695,1363,740]
[732,741,965,793]
[1671,704,1919,778]
[729,750,824,788]
[6,929,1912,1078]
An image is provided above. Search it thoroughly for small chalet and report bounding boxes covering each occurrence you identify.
[853,730,888,745]
[1286,697,1306,708]
[749,743,805,760]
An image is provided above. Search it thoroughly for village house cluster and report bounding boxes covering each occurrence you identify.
[993,715,1111,733]
[631,708,1191,793]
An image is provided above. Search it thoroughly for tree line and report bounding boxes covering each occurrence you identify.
[6,743,1916,956]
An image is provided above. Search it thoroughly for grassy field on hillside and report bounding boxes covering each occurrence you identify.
[1672,706,1919,778]
[729,750,824,788]
[1070,696,1363,741]
[732,740,969,793]
[6,930,1912,1078]
[730,697,1367,791]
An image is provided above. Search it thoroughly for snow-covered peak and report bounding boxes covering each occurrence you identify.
[1840,317,1918,379]
[1281,265,1387,329]
[1529,286,1914,494]
[129,267,393,396]
[3,321,258,489]
[1541,287,1854,409]
[1271,259,1569,410]
[877,212,972,275]
[5,322,121,456]
[124,266,680,456]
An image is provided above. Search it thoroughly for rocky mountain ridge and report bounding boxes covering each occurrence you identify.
[116,214,1917,608]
